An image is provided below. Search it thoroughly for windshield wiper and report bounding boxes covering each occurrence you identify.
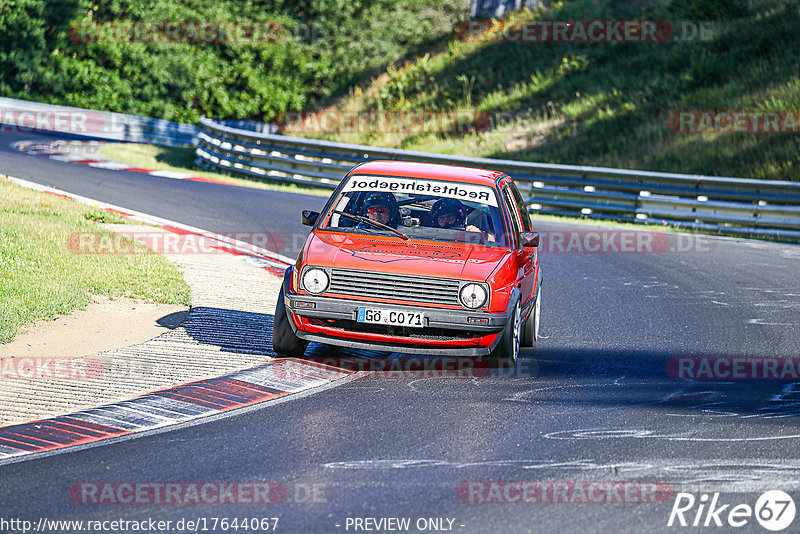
[332,210,409,240]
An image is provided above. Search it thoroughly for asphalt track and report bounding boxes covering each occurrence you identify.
[1,131,800,533]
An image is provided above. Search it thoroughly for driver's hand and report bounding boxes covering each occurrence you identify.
[465,225,495,243]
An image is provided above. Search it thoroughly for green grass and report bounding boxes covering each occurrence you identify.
[99,143,331,197]
[309,0,800,182]
[0,178,191,343]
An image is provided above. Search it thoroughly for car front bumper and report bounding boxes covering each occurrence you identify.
[281,269,512,356]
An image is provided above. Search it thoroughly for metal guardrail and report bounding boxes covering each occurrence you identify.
[196,117,800,240]
[3,98,797,239]
[0,97,197,147]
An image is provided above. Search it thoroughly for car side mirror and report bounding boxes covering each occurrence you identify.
[520,231,539,248]
[301,210,319,227]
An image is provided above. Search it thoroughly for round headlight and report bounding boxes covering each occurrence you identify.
[302,268,329,295]
[459,283,488,309]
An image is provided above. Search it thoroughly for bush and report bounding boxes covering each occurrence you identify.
[0,0,464,122]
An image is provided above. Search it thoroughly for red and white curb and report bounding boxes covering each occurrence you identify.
[0,359,354,462]
[4,174,294,277]
[13,139,237,186]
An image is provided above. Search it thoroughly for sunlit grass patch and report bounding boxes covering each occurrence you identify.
[0,179,191,343]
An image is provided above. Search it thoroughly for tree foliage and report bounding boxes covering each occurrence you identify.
[0,0,464,122]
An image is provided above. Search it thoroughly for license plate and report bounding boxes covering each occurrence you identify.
[357,307,425,328]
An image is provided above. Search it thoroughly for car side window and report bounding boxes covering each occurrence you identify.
[508,182,532,232]
[502,185,522,247]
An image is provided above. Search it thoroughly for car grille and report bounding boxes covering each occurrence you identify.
[327,268,461,305]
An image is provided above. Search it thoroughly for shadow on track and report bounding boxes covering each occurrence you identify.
[179,309,800,422]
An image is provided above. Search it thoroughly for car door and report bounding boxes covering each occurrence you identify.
[501,180,536,310]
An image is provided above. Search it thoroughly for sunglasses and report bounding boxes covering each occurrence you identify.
[367,206,389,214]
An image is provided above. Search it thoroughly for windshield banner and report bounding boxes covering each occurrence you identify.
[343,176,498,207]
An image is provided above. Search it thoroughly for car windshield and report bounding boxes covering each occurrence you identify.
[319,175,508,247]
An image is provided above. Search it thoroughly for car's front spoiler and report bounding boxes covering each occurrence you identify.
[293,330,500,356]
[279,267,514,356]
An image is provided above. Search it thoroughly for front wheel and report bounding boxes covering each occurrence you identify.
[487,299,521,369]
[272,286,308,357]
[521,285,541,348]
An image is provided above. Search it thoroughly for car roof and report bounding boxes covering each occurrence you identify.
[349,160,507,187]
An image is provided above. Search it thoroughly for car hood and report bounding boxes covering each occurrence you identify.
[304,232,508,282]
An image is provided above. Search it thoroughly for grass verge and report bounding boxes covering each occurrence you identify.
[0,178,191,343]
[99,143,332,197]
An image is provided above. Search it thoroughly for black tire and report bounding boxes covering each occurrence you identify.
[487,299,521,369]
[272,286,308,357]
[521,285,541,348]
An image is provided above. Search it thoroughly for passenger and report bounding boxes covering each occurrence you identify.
[431,198,495,242]
[431,198,466,229]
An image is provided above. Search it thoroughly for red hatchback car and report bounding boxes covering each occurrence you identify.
[272,160,542,368]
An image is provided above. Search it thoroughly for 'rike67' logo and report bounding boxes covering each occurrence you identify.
[668,490,796,531]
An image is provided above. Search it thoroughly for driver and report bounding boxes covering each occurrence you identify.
[358,192,399,229]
